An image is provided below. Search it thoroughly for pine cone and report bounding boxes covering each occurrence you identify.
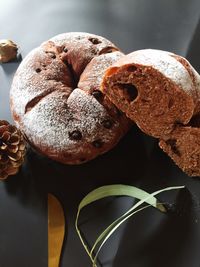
[0,120,26,180]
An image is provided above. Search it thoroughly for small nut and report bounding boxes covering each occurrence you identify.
[0,39,18,63]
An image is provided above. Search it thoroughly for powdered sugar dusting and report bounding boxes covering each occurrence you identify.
[10,46,72,118]
[23,89,120,155]
[117,49,194,95]
[187,63,200,99]
[10,32,126,163]
[10,48,45,117]
[79,51,123,91]
[49,32,120,77]
[50,32,118,52]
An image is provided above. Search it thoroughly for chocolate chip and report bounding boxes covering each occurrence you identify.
[102,119,114,129]
[63,47,68,53]
[91,48,97,54]
[69,130,82,140]
[79,158,86,162]
[92,90,103,100]
[36,68,41,73]
[45,51,56,59]
[51,53,56,59]
[127,65,137,72]
[92,139,103,148]
[88,37,101,45]
[116,108,123,117]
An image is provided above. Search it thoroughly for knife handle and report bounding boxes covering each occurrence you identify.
[48,194,65,267]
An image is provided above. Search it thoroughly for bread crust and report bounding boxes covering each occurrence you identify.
[10,32,130,164]
[159,125,200,176]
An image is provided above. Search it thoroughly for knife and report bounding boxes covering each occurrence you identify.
[48,193,65,267]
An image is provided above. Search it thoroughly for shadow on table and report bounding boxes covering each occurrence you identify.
[112,188,199,267]
[3,124,149,266]
[187,18,200,72]
[3,124,148,213]
[1,54,22,76]
[3,123,200,266]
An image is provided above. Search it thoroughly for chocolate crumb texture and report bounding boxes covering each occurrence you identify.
[101,48,200,176]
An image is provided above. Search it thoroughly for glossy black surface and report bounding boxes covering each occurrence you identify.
[0,1,200,266]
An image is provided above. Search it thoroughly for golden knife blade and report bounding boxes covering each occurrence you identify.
[48,193,65,267]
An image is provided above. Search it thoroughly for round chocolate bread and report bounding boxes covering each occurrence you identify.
[10,32,130,164]
[101,49,200,176]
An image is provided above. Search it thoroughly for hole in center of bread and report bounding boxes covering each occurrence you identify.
[117,83,138,102]
[63,60,78,88]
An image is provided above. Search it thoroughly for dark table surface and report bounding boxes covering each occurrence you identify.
[1,1,200,267]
